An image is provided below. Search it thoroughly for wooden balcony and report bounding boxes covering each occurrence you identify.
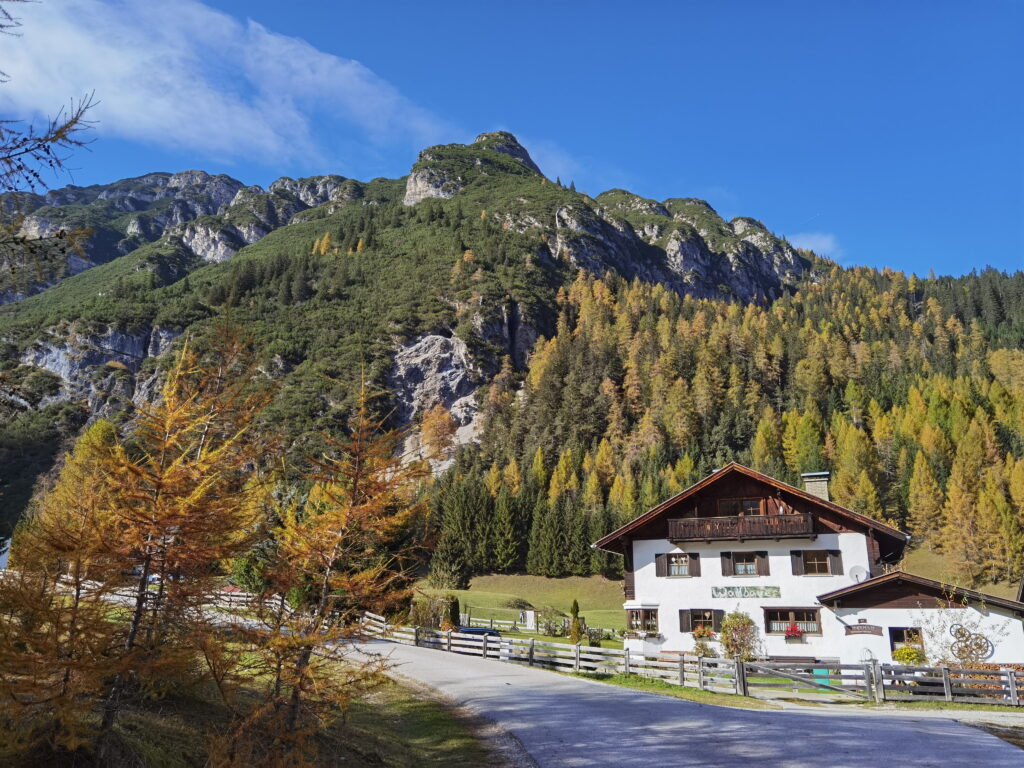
[668,513,814,542]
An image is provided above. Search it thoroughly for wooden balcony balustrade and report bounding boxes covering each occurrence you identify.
[668,512,814,541]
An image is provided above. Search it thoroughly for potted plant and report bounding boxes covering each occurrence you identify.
[692,624,717,657]
[784,622,805,643]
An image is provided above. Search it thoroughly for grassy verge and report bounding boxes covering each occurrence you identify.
[16,676,495,767]
[571,672,780,710]
[418,573,627,631]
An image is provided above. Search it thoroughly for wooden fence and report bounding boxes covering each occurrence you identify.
[363,612,742,694]
[362,612,1024,707]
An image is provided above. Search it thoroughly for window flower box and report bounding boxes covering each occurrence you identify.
[784,622,805,642]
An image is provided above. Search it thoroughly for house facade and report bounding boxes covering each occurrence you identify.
[594,463,1024,665]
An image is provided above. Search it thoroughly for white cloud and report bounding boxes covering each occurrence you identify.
[788,232,844,260]
[0,0,450,169]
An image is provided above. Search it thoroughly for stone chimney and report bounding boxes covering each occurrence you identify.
[801,471,831,502]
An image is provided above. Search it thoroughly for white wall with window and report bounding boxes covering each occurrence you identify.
[624,532,872,658]
[832,605,1024,665]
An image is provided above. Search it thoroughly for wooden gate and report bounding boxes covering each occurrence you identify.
[743,661,871,700]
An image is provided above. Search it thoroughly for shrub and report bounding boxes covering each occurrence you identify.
[719,611,760,661]
[502,597,534,610]
[893,645,927,665]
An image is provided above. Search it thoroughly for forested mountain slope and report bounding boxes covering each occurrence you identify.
[2,130,1022,599]
[0,132,811,534]
[430,268,1024,589]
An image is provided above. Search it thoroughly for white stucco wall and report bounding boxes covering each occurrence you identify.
[833,605,1024,665]
[624,533,871,659]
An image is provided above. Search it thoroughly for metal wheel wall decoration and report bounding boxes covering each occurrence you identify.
[949,623,993,663]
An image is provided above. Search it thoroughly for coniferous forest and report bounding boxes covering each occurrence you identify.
[428,267,1024,589]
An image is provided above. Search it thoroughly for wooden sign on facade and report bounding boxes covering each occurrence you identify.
[844,623,883,636]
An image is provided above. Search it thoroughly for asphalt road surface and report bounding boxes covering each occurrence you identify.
[362,640,1023,768]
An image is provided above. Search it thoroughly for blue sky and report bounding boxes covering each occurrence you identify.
[3,0,1021,276]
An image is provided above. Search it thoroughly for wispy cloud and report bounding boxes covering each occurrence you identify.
[788,231,845,260]
[0,0,450,170]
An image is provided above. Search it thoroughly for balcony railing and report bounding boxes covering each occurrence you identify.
[668,513,814,541]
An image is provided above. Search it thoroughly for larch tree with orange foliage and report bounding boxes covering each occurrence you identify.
[211,386,448,766]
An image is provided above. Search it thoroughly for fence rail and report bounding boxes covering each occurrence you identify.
[361,612,1023,707]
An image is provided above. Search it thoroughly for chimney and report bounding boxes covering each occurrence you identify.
[801,471,831,502]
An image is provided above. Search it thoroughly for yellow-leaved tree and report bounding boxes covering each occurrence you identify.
[212,384,439,766]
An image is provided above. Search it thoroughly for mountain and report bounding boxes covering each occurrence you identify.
[4,131,1022,593]
[0,131,814,533]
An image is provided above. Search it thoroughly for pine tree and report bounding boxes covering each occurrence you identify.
[491,488,518,572]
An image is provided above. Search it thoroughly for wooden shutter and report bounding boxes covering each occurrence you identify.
[624,545,635,600]
[790,550,805,575]
[712,609,725,632]
[720,551,733,576]
[755,551,770,576]
[827,549,844,575]
[655,553,668,577]
[688,553,701,577]
[679,609,692,633]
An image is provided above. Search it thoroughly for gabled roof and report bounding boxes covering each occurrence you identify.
[816,571,1024,616]
[593,462,907,552]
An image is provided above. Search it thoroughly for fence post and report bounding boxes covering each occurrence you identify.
[678,655,686,687]
[482,634,488,659]
[624,647,631,675]
[734,658,749,697]
[528,637,535,666]
[1003,668,1019,706]
[697,657,705,691]
[941,666,953,701]
[872,660,885,703]
[446,630,452,653]
[574,643,581,672]
[414,626,420,647]
[862,662,874,700]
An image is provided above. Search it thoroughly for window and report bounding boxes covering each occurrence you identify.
[889,627,923,651]
[733,552,757,576]
[627,609,659,634]
[691,609,716,631]
[803,550,830,575]
[655,552,701,577]
[679,609,724,633]
[719,497,763,516]
[790,549,844,576]
[765,608,821,635]
[721,551,769,576]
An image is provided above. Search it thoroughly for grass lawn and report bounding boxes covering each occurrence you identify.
[418,573,627,630]
[902,548,1017,599]
[572,672,780,710]
[502,629,624,649]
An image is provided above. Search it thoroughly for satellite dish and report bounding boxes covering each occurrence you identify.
[849,566,868,583]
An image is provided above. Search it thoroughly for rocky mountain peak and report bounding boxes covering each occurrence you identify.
[473,131,542,175]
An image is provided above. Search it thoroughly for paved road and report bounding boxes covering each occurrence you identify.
[361,640,1022,768]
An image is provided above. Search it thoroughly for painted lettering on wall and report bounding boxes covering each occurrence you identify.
[711,586,781,599]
